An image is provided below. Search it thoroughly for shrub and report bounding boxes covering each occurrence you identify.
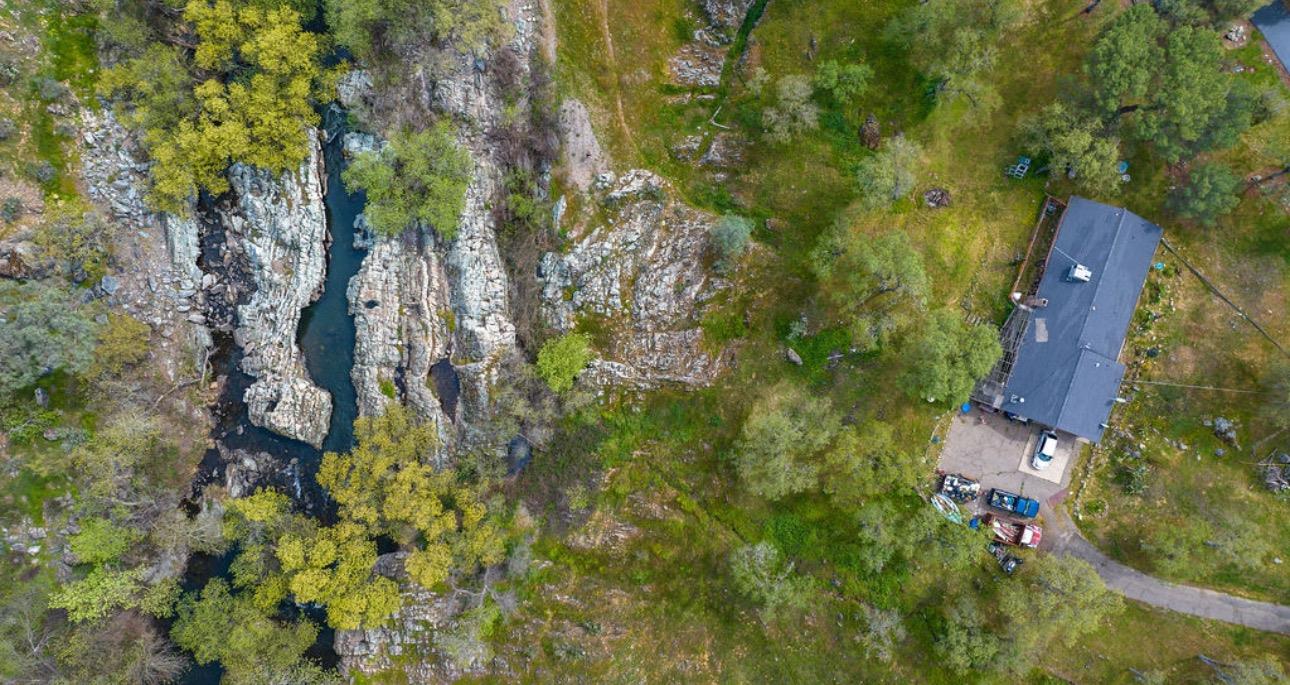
[1,197,22,223]
[855,136,920,208]
[762,75,819,143]
[536,332,592,393]
[90,313,150,377]
[710,215,752,271]
[814,59,873,106]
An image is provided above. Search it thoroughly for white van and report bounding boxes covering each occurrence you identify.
[1031,431,1058,470]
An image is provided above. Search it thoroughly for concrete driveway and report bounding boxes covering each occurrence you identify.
[936,409,1077,516]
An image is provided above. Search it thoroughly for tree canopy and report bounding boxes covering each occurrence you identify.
[899,310,1001,405]
[100,1,330,213]
[0,282,98,398]
[1021,101,1122,197]
[885,0,1022,104]
[326,0,509,63]
[536,332,593,393]
[855,136,921,209]
[815,228,929,351]
[1167,162,1241,226]
[342,122,473,240]
[734,382,840,499]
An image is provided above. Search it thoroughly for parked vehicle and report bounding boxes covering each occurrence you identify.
[987,488,1040,518]
[984,514,1042,548]
[1031,430,1058,470]
[988,541,1023,574]
[939,473,980,502]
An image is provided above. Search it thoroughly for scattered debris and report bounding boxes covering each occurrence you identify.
[923,187,951,208]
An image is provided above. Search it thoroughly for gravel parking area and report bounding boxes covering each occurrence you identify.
[936,409,1077,517]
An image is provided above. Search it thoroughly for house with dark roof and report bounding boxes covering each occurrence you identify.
[975,197,1163,443]
[1253,1,1290,73]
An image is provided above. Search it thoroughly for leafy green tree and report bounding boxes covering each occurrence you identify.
[100,1,328,212]
[999,555,1123,668]
[814,228,929,351]
[734,382,840,499]
[814,59,873,106]
[49,567,143,623]
[0,281,98,398]
[342,122,473,239]
[762,75,819,143]
[34,206,115,277]
[275,521,402,630]
[535,332,592,393]
[171,579,322,685]
[710,215,752,272]
[326,0,508,63]
[68,517,140,565]
[1086,6,1255,162]
[1085,4,1165,116]
[90,312,152,377]
[935,596,1002,674]
[729,541,813,622]
[1020,101,1122,197]
[855,136,921,209]
[821,420,921,504]
[899,309,1001,405]
[1167,162,1240,226]
[885,0,1022,104]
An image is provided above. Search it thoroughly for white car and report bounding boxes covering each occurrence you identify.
[1031,431,1058,470]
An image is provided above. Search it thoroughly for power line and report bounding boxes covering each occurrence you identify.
[1128,379,1262,394]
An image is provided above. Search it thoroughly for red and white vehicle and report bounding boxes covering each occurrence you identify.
[984,514,1042,548]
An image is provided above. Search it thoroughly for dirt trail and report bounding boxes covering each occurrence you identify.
[1045,507,1290,635]
[592,0,638,155]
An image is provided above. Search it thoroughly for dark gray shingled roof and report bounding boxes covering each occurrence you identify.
[1254,1,1290,73]
[998,197,1162,442]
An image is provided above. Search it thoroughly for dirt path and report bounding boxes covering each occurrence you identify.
[1045,507,1290,635]
[537,0,557,64]
[591,0,638,155]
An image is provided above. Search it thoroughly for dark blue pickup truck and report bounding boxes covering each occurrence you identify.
[987,489,1040,518]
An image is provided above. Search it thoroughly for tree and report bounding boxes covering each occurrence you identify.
[326,0,508,63]
[342,122,473,239]
[171,579,321,685]
[855,136,921,209]
[762,75,819,143]
[0,282,98,397]
[734,382,840,499]
[999,555,1123,668]
[1085,4,1165,116]
[90,313,151,377]
[1086,7,1254,162]
[1167,162,1240,226]
[68,518,140,565]
[821,420,921,504]
[729,541,813,622]
[885,0,1022,104]
[935,596,1002,674]
[535,332,592,393]
[814,59,873,106]
[858,605,906,662]
[1020,101,1123,197]
[34,206,115,277]
[710,215,752,272]
[899,310,1001,405]
[815,228,929,351]
[100,2,328,212]
[48,568,143,623]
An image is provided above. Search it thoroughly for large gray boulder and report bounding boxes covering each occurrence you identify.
[225,131,332,448]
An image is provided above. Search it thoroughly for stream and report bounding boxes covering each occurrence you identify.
[178,106,366,683]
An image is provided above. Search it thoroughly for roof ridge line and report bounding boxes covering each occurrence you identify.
[1073,206,1130,357]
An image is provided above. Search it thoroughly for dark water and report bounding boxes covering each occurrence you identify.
[176,107,365,684]
[430,358,460,420]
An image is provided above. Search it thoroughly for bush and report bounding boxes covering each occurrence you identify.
[90,313,150,377]
[710,215,752,272]
[342,122,473,240]
[1,197,22,223]
[814,59,873,106]
[536,332,592,393]
[0,282,98,398]
[762,75,819,143]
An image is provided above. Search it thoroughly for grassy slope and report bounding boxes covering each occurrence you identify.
[510,0,1290,680]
